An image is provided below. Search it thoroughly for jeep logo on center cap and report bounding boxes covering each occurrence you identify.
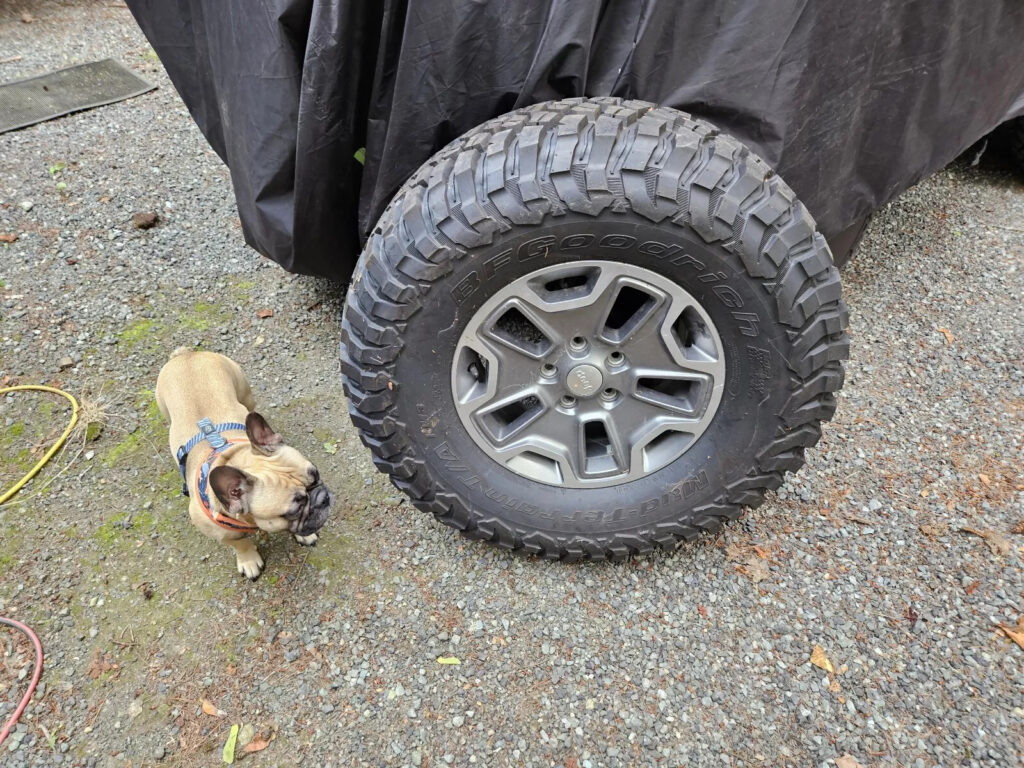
[566,364,603,397]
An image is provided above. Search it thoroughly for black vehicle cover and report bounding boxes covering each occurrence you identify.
[125,0,1024,280]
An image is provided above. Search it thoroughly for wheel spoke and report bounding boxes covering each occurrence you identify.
[477,334,548,392]
[489,407,577,483]
[615,393,700,440]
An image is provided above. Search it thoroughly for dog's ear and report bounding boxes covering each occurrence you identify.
[210,466,253,516]
[245,412,283,455]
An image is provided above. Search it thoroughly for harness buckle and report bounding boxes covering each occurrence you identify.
[198,417,227,450]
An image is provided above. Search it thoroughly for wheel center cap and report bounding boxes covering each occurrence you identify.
[565,364,603,397]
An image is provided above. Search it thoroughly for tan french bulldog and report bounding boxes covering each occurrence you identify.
[155,348,333,579]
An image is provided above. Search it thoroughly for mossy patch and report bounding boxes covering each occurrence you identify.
[8,421,25,438]
[229,279,257,303]
[0,528,24,580]
[101,431,146,468]
[93,509,162,546]
[179,302,218,332]
[118,318,158,348]
[117,302,226,354]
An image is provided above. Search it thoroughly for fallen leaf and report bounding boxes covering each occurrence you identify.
[964,580,981,595]
[978,473,991,486]
[738,555,770,583]
[256,308,274,319]
[835,756,865,768]
[202,698,226,718]
[86,650,118,679]
[919,522,949,537]
[995,615,1024,651]
[828,678,842,693]
[810,645,834,674]
[0,233,17,243]
[323,441,338,455]
[723,542,746,561]
[21,12,34,23]
[905,605,919,626]
[960,527,1012,556]
[1012,520,1024,535]
[697,604,707,618]
[243,736,271,754]
[436,656,461,665]
[222,724,239,764]
[936,327,954,345]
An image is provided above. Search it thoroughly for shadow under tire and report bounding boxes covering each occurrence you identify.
[340,97,849,560]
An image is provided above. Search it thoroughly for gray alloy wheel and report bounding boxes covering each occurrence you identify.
[451,261,725,488]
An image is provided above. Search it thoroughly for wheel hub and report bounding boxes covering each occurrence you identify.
[451,260,725,488]
[565,364,602,398]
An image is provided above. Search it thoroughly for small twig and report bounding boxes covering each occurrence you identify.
[981,219,1024,233]
[0,55,23,65]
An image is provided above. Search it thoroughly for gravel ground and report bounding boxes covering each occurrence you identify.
[1,3,1023,767]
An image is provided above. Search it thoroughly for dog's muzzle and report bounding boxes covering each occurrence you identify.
[290,483,334,536]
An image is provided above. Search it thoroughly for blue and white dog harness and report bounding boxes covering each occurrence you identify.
[175,419,258,533]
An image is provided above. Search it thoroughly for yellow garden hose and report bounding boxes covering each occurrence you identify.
[0,385,79,505]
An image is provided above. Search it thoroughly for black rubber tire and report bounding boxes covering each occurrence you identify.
[340,97,849,560]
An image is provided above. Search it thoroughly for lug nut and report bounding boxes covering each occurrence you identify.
[607,351,625,367]
[600,388,618,402]
[540,363,557,378]
[569,336,588,352]
[560,395,577,408]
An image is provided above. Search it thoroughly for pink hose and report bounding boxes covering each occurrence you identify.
[0,617,43,748]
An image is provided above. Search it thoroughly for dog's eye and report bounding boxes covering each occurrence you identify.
[293,492,308,505]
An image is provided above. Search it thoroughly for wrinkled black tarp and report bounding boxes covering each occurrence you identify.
[125,0,1024,280]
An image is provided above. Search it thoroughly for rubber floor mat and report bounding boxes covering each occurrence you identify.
[0,59,154,133]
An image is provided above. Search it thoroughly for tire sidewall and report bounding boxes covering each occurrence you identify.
[393,213,793,536]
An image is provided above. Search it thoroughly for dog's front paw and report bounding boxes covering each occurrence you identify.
[236,549,264,580]
[293,532,319,547]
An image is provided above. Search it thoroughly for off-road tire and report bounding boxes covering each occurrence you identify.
[340,97,849,560]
